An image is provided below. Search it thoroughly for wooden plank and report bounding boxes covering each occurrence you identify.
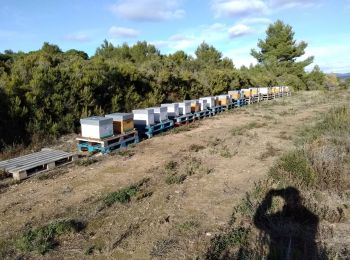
[0,150,71,170]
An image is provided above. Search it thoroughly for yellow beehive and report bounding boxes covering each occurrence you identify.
[191,103,201,112]
[218,95,230,106]
[105,113,134,135]
[242,89,252,97]
[250,88,258,96]
[228,90,240,100]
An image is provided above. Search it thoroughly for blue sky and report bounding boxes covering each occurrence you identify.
[1,0,350,73]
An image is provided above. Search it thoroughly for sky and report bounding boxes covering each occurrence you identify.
[1,0,350,73]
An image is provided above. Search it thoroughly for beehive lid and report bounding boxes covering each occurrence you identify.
[105,113,133,121]
[150,106,167,113]
[132,108,154,114]
[80,116,112,126]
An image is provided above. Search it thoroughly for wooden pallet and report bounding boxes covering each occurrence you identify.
[144,119,174,138]
[174,114,195,126]
[0,149,76,180]
[233,99,247,107]
[222,103,235,111]
[77,130,139,154]
[194,110,211,119]
[209,105,225,115]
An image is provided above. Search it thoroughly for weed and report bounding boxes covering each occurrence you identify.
[231,122,267,136]
[170,122,201,134]
[220,145,233,158]
[177,220,200,232]
[206,227,250,260]
[115,149,135,157]
[84,245,95,255]
[150,239,178,257]
[104,178,150,206]
[188,144,205,152]
[75,157,99,167]
[259,142,280,160]
[164,160,178,171]
[269,150,316,188]
[165,174,187,185]
[16,219,84,255]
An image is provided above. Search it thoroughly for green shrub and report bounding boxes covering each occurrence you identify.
[16,220,83,255]
[269,150,316,188]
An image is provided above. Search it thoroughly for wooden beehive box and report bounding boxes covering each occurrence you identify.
[80,116,113,140]
[200,97,215,108]
[217,95,230,106]
[189,100,200,112]
[178,101,191,115]
[151,106,168,123]
[228,90,241,100]
[250,88,259,95]
[161,103,179,118]
[242,89,252,97]
[132,108,155,126]
[198,99,208,110]
[105,113,134,134]
[259,87,271,95]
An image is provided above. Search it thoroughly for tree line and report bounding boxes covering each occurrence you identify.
[0,20,347,150]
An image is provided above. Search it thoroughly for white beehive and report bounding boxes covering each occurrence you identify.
[217,94,231,106]
[200,97,215,108]
[132,108,155,126]
[259,87,270,95]
[178,101,191,115]
[161,103,179,118]
[151,106,168,123]
[80,116,113,140]
[198,99,208,110]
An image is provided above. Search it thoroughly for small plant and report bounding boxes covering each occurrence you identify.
[177,220,200,232]
[104,178,150,206]
[220,145,233,158]
[75,157,99,167]
[165,174,187,185]
[188,144,205,152]
[16,219,83,255]
[115,149,135,157]
[259,142,280,160]
[150,239,178,257]
[0,169,10,180]
[164,160,178,171]
[231,122,267,136]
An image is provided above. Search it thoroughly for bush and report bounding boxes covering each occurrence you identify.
[16,220,83,254]
[269,150,316,188]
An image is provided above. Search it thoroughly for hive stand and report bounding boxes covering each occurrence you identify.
[0,149,76,180]
[77,130,139,154]
[143,119,174,138]
[193,109,211,120]
[174,114,195,126]
[209,105,225,115]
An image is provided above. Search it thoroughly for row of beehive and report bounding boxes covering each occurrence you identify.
[79,86,290,140]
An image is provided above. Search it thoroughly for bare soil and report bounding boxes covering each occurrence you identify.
[0,91,344,259]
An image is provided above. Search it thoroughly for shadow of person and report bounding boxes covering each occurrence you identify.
[253,187,319,260]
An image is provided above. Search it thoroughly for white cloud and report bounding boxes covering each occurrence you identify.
[268,0,318,9]
[302,43,350,73]
[229,24,254,38]
[64,32,90,42]
[108,26,140,38]
[110,0,185,21]
[211,0,268,18]
[224,46,257,68]
[151,33,196,51]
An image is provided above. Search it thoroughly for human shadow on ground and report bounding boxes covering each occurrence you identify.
[253,187,319,260]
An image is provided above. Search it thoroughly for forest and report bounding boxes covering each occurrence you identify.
[0,21,348,150]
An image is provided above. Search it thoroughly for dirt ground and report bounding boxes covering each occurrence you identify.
[0,91,344,259]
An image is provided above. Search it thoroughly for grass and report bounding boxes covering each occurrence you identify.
[231,122,267,136]
[103,177,150,206]
[114,149,135,157]
[150,239,178,257]
[188,144,205,152]
[259,142,280,160]
[0,169,10,180]
[16,219,84,255]
[168,122,201,134]
[207,104,350,259]
[75,157,99,166]
[163,157,210,185]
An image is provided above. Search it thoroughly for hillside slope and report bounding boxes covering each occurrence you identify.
[0,91,348,259]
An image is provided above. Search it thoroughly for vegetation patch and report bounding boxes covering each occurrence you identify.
[104,177,150,206]
[16,219,84,255]
[75,157,99,167]
[231,122,267,136]
[150,239,178,258]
